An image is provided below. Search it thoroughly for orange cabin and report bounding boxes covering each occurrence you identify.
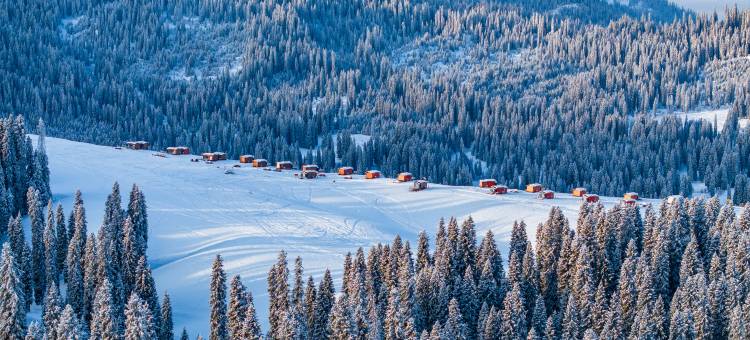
[338,167,354,175]
[526,183,543,193]
[572,187,587,197]
[479,179,497,188]
[584,194,599,203]
[276,161,293,170]
[624,192,639,201]
[492,185,508,194]
[365,170,381,179]
[239,155,255,163]
[397,172,413,182]
[540,190,555,199]
[252,159,268,168]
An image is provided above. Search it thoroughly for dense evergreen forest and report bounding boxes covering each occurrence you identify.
[2,0,750,198]
[207,196,750,340]
[0,183,168,339]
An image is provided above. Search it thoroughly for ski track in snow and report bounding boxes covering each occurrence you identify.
[43,137,658,335]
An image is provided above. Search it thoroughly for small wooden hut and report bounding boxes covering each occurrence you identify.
[526,183,543,193]
[491,185,508,195]
[252,159,268,168]
[239,155,255,164]
[572,187,587,197]
[338,167,354,175]
[365,170,381,179]
[479,179,497,188]
[397,172,413,182]
[276,161,293,170]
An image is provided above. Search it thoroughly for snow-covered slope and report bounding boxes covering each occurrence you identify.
[44,137,654,336]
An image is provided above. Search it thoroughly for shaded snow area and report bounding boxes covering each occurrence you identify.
[654,108,750,131]
[45,137,657,336]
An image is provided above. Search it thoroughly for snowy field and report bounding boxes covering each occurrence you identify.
[44,137,656,336]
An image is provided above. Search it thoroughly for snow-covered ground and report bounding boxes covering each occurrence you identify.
[44,137,656,336]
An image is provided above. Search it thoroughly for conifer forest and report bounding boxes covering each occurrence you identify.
[4,0,750,338]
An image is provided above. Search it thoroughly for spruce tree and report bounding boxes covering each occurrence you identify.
[124,293,157,340]
[0,243,25,340]
[441,299,467,340]
[43,200,58,291]
[24,321,41,340]
[28,188,45,304]
[328,296,354,340]
[43,284,63,339]
[209,255,228,340]
[55,204,67,277]
[160,292,174,340]
[241,291,262,340]
[56,305,83,340]
[89,278,119,340]
[227,275,248,340]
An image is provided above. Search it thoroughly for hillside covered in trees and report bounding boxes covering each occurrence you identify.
[3,0,750,197]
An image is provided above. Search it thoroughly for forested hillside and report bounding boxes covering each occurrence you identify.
[5,0,750,198]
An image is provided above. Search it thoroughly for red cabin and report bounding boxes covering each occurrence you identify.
[202,152,226,161]
[491,185,508,195]
[166,146,190,155]
[276,161,293,170]
[584,194,599,203]
[539,190,554,199]
[338,167,354,176]
[572,187,587,197]
[252,159,268,168]
[397,172,413,182]
[479,179,497,188]
[623,198,637,206]
[365,170,381,179]
[303,170,318,179]
[302,164,319,172]
[126,141,149,150]
[239,155,255,164]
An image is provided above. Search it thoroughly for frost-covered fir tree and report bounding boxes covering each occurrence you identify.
[240,291,262,340]
[160,292,174,340]
[210,255,228,340]
[0,243,25,340]
[28,188,46,304]
[56,305,83,340]
[43,284,62,340]
[124,293,157,340]
[89,278,119,340]
[43,200,58,289]
[227,275,248,340]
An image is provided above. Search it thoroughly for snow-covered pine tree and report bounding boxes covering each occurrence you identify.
[24,321,41,340]
[209,255,228,340]
[27,188,45,304]
[89,278,119,340]
[31,120,50,205]
[124,293,157,340]
[133,256,161,331]
[415,231,431,274]
[44,200,58,289]
[227,275,248,340]
[65,191,87,316]
[0,242,26,340]
[55,204,67,277]
[240,291,262,340]
[82,234,98,326]
[441,299,466,340]
[56,305,83,339]
[127,184,148,257]
[536,207,567,313]
[43,284,63,339]
[159,292,174,340]
[328,295,354,340]
[312,269,334,340]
